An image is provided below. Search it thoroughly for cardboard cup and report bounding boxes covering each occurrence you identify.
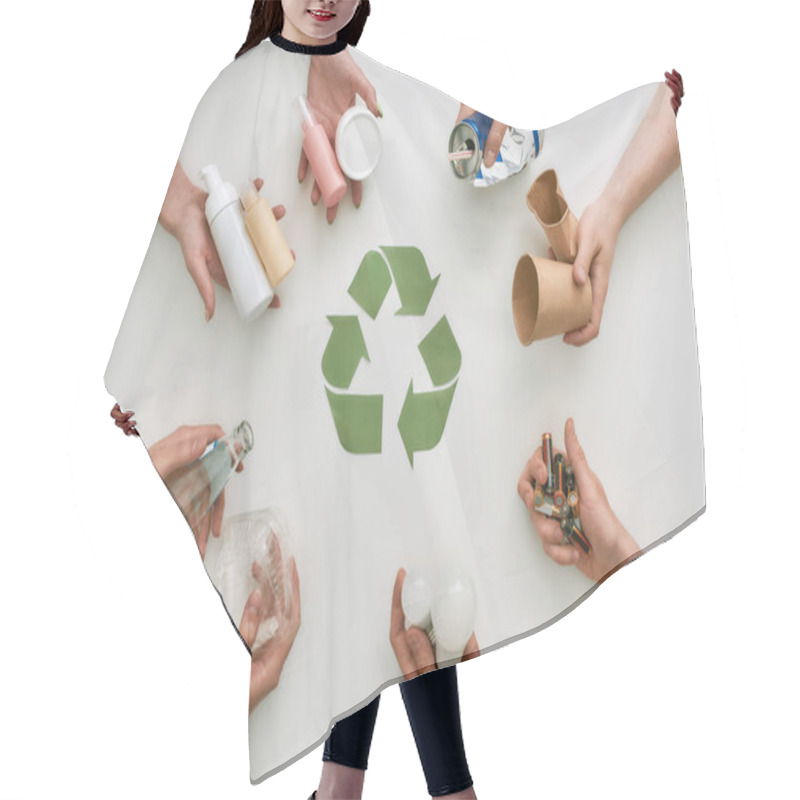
[526,169,579,263]
[512,254,592,344]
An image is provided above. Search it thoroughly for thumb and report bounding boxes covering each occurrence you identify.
[239,589,262,650]
[359,81,381,118]
[564,418,592,488]
[572,243,593,285]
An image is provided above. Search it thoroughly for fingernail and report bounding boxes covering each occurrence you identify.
[204,307,211,323]
[355,201,361,210]
[328,219,334,226]
[485,149,497,165]
[377,102,384,118]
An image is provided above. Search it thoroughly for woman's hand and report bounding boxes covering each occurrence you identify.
[558,197,623,346]
[665,69,684,115]
[240,556,302,714]
[148,424,243,559]
[159,163,282,321]
[389,568,479,681]
[455,104,508,168]
[110,403,139,437]
[517,418,640,583]
[300,50,380,224]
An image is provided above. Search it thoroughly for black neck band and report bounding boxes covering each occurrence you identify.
[270,33,348,55]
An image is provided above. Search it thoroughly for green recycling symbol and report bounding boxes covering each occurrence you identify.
[322,246,461,467]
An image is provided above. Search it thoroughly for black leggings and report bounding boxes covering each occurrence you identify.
[323,665,473,797]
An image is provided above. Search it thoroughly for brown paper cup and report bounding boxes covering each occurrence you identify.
[526,169,579,263]
[512,254,592,344]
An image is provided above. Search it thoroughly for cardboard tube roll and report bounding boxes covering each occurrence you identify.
[526,169,579,263]
[512,254,592,344]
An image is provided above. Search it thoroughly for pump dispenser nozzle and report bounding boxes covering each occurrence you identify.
[200,164,224,194]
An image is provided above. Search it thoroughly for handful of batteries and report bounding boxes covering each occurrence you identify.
[532,433,592,555]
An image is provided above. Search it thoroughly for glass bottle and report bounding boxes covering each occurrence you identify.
[164,421,254,532]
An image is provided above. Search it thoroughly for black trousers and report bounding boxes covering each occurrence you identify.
[323,665,473,797]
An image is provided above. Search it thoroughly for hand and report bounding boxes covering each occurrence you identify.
[300,50,380,224]
[517,418,640,583]
[148,424,244,559]
[239,556,302,714]
[110,403,139,437]
[159,162,282,320]
[665,69,684,115]
[389,568,480,681]
[456,103,508,168]
[558,197,623,346]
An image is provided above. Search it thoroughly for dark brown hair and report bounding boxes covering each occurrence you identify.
[236,1,371,58]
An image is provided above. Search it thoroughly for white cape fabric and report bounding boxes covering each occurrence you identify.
[105,38,704,782]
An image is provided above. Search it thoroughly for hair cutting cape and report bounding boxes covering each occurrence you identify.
[105,37,704,783]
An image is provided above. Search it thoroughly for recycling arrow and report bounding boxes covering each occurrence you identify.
[397,380,458,466]
[381,246,440,317]
[418,315,461,387]
[325,388,383,454]
[348,250,392,320]
[322,315,370,389]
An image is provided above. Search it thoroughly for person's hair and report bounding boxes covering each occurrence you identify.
[236,1,371,58]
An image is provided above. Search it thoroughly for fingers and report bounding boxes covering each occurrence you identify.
[351,180,362,210]
[268,295,281,309]
[564,417,593,490]
[288,557,301,624]
[272,204,286,221]
[390,568,421,680]
[456,103,476,124]
[517,448,547,509]
[184,248,216,322]
[111,404,139,436]
[571,238,596,286]
[406,626,436,675]
[390,568,407,640]
[563,260,607,346]
[311,180,322,207]
[298,150,309,184]
[326,202,338,225]
[484,121,508,168]
[196,514,211,561]
[543,540,581,566]
[151,424,225,479]
[239,589,262,649]
[210,488,225,538]
[462,632,480,662]
[358,79,381,118]
[665,69,684,116]
[254,178,264,192]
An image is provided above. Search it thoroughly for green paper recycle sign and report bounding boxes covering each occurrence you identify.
[322,246,462,467]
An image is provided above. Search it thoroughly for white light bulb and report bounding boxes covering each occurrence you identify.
[401,571,432,630]
[431,572,477,655]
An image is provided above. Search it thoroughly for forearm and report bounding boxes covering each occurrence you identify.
[599,83,681,229]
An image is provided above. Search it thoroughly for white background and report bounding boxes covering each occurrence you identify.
[0,1,796,798]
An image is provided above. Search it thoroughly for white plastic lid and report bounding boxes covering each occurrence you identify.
[335,104,382,181]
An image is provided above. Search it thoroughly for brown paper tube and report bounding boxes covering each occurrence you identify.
[526,169,579,263]
[512,254,592,345]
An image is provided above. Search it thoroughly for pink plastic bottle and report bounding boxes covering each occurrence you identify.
[295,94,347,208]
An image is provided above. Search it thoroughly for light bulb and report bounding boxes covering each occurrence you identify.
[401,570,432,630]
[431,571,477,654]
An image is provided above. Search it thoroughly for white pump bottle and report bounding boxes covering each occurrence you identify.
[200,165,274,322]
